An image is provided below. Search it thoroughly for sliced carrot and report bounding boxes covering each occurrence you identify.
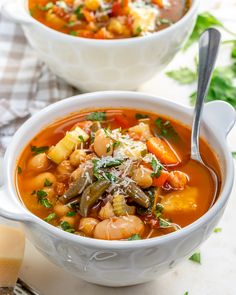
[152,171,169,187]
[83,9,95,22]
[146,137,180,165]
[152,0,164,8]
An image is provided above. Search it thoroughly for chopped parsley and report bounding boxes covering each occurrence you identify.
[36,190,52,208]
[106,144,111,153]
[150,156,163,177]
[60,221,75,233]
[155,118,178,139]
[159,217,172,228]
[69,30,77,36]
[78,135,85,143]
[104,172,117,182]
[17,166,22,174]
[135,26,142,36]
[74,5,84,20]
[155,203,164,218]
[128,234,141,240]
[135,113,149,120]
[39,2,53,11]
[214,227,222,233]
[31,145,49,155]
[113,141,121,148]
[86,111,106,121]
[44,213,56,222]
[44,178,53,187]
[189,252,201,264]
[66,211,76,217]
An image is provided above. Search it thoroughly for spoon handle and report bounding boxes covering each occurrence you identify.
[191,28,221,161]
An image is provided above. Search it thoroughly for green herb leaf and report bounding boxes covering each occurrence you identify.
[17,166,22,174]
[44,178,53,187]
[69,30,77,36]
[104,172,117,182]
[44,213,57,222]
[231,42,236,58]
[155,203,164,218]
[36,190,52,208]
[184,12,223,50]
[150,156,163,177]
[159,217,172,228]
[74,4,84,20]
[128,234,141,240]
[232,152,236,158]
[155,117,178,139]
[190,64,236,108]
[31,145,49,155]
[78,135,85,143]
[166,67,197,84]
[39,2,53,11]
[113,141,121,148]
[87,111,106,121]
[184,292,189,295]
[135,113,149,120]
[66,211,76,217]
[189,252,201,264]
[214,227,222,233]
[135,26,142,36]
[60,221,75,233]
[106,144,111,153]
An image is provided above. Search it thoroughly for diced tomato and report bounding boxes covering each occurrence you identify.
[146,137,180,165]
[114,114,130,129]
[111,0,129,16]
[152,170,169,187]
[152,0,164,8]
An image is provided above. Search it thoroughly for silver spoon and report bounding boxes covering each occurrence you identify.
[191,28,221,208]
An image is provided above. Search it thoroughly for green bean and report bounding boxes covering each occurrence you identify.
[80,180,110,217]
[60,167,93,204]
[124,182,150,208]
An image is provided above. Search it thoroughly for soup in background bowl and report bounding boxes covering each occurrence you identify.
[28,0,191,39]
[16,108,220,240]
[3,0,198,91]
[0,92,234,286]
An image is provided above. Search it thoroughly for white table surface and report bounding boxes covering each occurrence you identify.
[1,0,236,294]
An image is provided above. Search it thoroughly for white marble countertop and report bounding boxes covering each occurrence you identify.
[1,0,236,294]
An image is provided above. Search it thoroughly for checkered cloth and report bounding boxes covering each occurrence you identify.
[0,13,78,156]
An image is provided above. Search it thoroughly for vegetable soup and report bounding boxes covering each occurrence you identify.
[16,108,220,240]
[29,0,191,39]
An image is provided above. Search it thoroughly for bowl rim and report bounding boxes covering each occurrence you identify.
[22,0,199,45]
[4,90,234,249]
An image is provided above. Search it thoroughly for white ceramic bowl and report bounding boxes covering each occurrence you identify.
[0,91,235,287]
[3,0,199,92]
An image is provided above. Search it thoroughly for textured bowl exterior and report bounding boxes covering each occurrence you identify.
[0,92,235,286]
[16,0,199,91]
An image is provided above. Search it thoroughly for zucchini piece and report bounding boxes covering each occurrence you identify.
[48,127,89,164]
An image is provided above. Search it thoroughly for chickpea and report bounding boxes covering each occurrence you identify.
[108,19,125,35]
[132,166,153,188]
[84,0,100,11]
[69,150,86,167]
[57,160,74,175]
[79,217,99,237]
[27,153,50,172]
[98,202,115,220]
[168,171,189,190]
[60,215,78,228]
[28,172,56,190]
[54,203,70,217]
[94,129,113,157]
[94,216,144,240]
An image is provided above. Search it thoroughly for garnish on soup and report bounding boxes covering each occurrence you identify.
[16,108,220,240]
[29,0,191,39]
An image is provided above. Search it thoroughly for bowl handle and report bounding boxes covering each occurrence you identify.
[0,185,31,222]
[2,0,33,25]
[203,101,236,138]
